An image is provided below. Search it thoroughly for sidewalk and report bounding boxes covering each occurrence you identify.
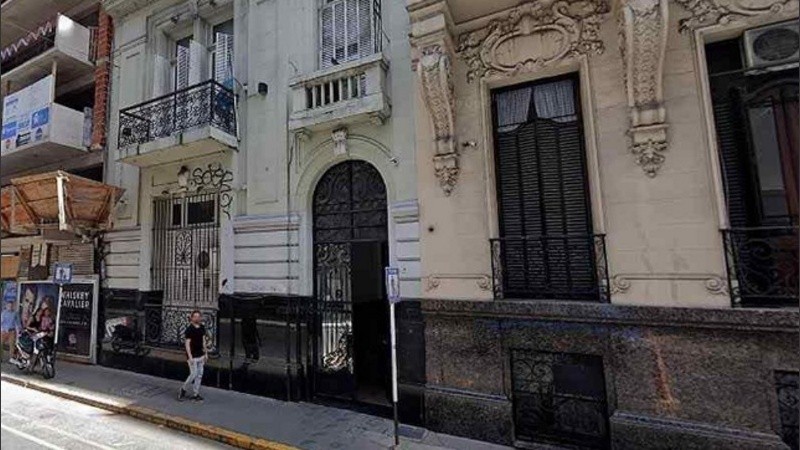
[0,361,510,450]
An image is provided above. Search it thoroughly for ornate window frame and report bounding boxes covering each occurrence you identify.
[477,56,607,240]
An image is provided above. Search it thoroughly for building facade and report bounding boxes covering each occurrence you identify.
[1,0,117,295]
[100,0,798,449]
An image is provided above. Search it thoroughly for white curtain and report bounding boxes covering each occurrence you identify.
[495,79,577,131]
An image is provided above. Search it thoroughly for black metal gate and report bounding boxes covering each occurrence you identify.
[310,161,388,402]
[150,192,220,348]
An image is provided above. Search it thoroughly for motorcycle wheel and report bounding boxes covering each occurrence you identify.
[15,360,27,371]
[42,355,55,379]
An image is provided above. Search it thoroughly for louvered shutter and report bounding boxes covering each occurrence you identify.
[214,32,234,88]
[175,44,190,90]
[492,77,596,300]
[153,54,171,96]
[320,0,377,68]
[712,90,752,228]
[188,40,206,86]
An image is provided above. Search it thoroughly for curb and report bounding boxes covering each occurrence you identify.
[1,372,298,450]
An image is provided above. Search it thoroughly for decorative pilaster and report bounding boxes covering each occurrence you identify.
[618,0,669,177]
[408,0,459,196]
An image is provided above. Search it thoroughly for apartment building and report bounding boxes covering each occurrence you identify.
[99,0,798,448]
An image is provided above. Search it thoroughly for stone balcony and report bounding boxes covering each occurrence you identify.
[288,53,391,133]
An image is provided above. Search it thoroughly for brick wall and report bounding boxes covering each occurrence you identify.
[91,9,113,150]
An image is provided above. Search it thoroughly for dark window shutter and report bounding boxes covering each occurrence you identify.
[712,91,752,228]
[492,76,597,300]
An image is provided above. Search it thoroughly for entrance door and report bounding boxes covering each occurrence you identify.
[151,192,220,347]
[311,161,390,406]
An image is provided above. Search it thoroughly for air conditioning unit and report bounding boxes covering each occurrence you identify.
[743,21,800,72]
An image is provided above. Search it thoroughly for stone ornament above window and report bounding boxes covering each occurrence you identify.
[673,0,795,32]
[457,0,610,83]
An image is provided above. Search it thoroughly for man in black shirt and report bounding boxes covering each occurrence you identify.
[178,311,207,401]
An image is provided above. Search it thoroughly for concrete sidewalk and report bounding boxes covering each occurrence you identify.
[1,361,510,450]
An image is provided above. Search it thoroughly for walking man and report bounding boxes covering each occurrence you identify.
[178,311,207,401]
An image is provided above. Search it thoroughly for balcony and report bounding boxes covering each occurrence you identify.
[490,234,610,302]
[722,227,799,308]
[117,80,238,167]
[1,14,95,93]
[288,53,390,132]
[1,104,90,178]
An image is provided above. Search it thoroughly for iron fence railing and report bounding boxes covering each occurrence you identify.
[490,234,610,302]
[722,226,799,307]
[118,80,236,148]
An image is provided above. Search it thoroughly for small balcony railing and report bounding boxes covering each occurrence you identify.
[118,80,236,148]
[722,226,799,307]
[490,234,610,302]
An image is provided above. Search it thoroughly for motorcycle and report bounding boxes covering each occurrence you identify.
[110,319,148,356]
[15,330,56,379]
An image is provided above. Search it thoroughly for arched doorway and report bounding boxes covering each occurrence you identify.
[311,160,390,406]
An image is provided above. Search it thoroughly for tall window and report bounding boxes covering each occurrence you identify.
[174,36,191,90]
[491,75,604,301]
[707,33,799,307]
[212,20,234,88]
[319,0,381,68]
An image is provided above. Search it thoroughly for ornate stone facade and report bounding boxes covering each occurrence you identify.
[456,0,610,83]
[618,0,669,177]
[673,0,794,31]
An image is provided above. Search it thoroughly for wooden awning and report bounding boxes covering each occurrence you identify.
[1,171,124,236]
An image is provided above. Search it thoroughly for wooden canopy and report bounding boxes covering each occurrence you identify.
[1,171,124,236]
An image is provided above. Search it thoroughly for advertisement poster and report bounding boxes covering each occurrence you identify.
[1,75,53,155]
[56,283,94,358]
[17,282,59,330]
[2,281,17,306]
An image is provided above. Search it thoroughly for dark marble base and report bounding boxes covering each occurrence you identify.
[420,298,799,449]
[425,386,513,445]
[610,411,790,450]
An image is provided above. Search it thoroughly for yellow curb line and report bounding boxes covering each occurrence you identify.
[1,373,298,450]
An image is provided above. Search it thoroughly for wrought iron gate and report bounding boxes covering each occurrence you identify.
[150,192,220,348]
[310,161,388,399]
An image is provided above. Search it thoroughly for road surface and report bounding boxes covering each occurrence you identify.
[1,380,232,450]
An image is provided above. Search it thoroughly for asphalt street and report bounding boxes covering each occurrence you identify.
[0,380,232,450]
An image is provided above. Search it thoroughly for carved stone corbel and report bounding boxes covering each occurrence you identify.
[418,43,459,195]
[618,0,669,177]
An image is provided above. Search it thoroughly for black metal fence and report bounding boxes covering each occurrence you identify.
[490,234,610,302]
[722,227,799,307]
[118,80,236,148]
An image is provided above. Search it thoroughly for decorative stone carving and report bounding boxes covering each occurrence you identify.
[424,273,492,292]
[457,0,610,83]
[611,273,729,295]
[418,43,460,196]
[618,0,669,177]
[673,0,793,32]
[332,128,348,156]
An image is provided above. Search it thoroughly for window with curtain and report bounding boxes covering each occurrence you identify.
[491,75,598,301]
[319,0,380,69]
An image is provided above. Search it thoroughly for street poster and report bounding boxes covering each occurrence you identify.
[1,75,53,155]
[56,283,95,359]
[17,282,59,331]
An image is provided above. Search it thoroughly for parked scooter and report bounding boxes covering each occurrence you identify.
[15,330,55,379]
[110,318,148,356]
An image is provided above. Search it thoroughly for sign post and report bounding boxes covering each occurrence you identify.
[385,266,401,447]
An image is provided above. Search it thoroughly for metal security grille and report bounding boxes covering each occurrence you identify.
[511,350,609,449]
[150,193,220,347]
[775,371,799,450]
[320,0,381,68]
[311,161,387,396]
[491,75,606,301]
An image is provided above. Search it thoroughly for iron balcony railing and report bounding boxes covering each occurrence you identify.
[118,80,236,148]
[722,226,799,307]
[490,234,610,302]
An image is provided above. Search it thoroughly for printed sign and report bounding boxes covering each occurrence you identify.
[53,262,73,285]
[17,282,58,331]
[385,267,401,304]
[1,75,53,155]
[57,283,95,358]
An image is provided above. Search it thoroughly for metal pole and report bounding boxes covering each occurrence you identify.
[390,301,399,447]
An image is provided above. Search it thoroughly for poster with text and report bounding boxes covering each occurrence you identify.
[1,75,53,155]
[18,282,59,330]
[57,283,94,358]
